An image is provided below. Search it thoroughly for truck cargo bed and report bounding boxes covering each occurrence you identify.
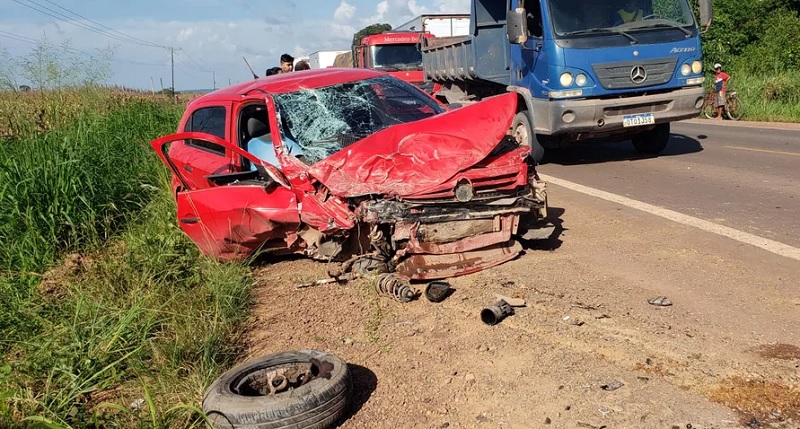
[422,36,477,81]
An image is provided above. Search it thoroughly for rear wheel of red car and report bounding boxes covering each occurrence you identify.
[513,112,545,163]
[202,350,352,429]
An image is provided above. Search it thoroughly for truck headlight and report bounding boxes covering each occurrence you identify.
[691,60,702,74]
[575,73,587,86]
[559,72,573,87]
[680,63,691,76]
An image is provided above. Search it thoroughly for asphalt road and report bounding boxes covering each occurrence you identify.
[539,119,800,248]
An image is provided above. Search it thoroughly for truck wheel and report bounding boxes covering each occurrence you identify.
[631,123,670,155]
[513,112,545,163]
[202,350,352,429]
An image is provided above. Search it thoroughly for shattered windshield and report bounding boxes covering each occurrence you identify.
[547,0,695,37]
[370,44,423,71]
[272,75,444,164]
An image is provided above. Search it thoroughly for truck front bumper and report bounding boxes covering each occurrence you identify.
[530,86,706,140]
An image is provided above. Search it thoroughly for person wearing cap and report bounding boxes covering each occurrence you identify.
[713,63,730,120]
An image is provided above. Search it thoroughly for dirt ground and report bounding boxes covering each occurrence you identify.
[243,185,800,429]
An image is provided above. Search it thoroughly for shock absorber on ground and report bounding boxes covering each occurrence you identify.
[375,273,416,302]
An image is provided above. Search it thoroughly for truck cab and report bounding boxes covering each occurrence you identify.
[423,0,713,161]
[354,32,436,92]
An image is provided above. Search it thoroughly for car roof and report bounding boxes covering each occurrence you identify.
[188,68,387,106]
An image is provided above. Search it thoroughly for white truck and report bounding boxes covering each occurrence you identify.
[393,14,470,37]
[308,50,349,69]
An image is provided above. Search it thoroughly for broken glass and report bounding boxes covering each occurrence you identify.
[272,76,445,164]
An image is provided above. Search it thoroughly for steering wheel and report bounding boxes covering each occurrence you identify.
[642,13,665,20]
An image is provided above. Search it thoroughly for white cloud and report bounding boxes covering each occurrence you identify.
[333,0,356,23]
[0,0,472,90]
[177,27,195,42]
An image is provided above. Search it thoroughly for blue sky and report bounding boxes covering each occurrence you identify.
[0,0,469,90]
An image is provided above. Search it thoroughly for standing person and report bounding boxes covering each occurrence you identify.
[280,54,294,73]
[713,63,730,120]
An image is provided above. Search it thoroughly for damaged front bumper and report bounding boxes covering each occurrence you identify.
[354,176,548,280]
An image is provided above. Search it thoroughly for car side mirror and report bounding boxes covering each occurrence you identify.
[507,8,528,45]
[699,0,713,29]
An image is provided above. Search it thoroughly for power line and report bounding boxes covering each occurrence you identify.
[11,0,167,49]
[38,0,166,49]
[178,50,211,73]
[0,31,167,67]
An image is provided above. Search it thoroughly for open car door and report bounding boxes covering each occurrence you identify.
[150,132,299,261]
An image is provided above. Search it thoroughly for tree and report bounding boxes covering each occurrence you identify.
[352,23,392,47]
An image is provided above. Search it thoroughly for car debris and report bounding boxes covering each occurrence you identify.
[424,281,452,303]
[648,296,673,306]
[150,69,550,283]
[375,273,417,302]
[601,380,624,391]
[202,350,351,428]
[481,299,515,325]
[495,293,526,307]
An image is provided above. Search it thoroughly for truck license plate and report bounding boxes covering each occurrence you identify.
[622,113,655,127]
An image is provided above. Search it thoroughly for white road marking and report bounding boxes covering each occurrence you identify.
[540,174,800,262]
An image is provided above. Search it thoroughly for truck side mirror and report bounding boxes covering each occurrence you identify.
[698,0,713,28]
[507,8,528,45]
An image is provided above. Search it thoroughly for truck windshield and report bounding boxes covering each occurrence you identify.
[547,0,695,38]
[272,76,444,164]
[369,44,423,71]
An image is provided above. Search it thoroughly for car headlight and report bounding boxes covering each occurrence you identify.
[575,73,587,86]
[691,60,702,74]
[680,63,691,76]
[559,72,573,87]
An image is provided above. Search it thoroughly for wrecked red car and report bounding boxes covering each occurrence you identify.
[151,69,550,280]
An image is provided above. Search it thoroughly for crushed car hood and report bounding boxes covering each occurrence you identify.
[307,92,518,198]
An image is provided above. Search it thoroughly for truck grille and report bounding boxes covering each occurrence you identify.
[591,58,677,90]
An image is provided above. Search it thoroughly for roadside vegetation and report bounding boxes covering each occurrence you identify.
[0,43,252,427]
[699,0,800,122]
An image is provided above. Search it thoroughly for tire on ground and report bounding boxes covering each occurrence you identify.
[631,123,670,155]
[512,112,545,163]
[202,350,352,429]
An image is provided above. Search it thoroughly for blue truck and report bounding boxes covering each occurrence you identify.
[422,0,713,161]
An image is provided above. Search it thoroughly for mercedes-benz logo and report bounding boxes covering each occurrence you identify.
[630,66,647,83]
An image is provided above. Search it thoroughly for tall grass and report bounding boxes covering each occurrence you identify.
[0,90,253,427]
[705,69,800,122]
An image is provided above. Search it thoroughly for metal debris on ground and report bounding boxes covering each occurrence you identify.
[601,380,624,391]
[425,281,452,303]
[648,296,673,306]
[375,273,416,302]
[296,272,359,289]
[563,315,585,326]
[494,294,526,307]
[481,299,515,325]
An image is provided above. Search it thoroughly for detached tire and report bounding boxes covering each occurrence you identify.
[203,350,352,429]
[512,112,545,163]
[632,123,670,155]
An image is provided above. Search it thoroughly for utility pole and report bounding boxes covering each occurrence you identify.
[170,47,176,103]
[150,77,155,95]
[159,77,164,92]
[213,71,216,90]
[228,77,231,86]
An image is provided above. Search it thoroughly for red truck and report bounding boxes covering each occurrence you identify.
[335,32,435,93]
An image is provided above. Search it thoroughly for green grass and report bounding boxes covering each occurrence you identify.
[704,69,800,122]
[0,90,253,427]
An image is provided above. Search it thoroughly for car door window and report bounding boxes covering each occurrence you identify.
[184,106,227,155]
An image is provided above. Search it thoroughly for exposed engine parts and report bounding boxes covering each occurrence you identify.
[375,273,417,302]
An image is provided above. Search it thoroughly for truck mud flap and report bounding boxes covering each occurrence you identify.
[394,240,522,280]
